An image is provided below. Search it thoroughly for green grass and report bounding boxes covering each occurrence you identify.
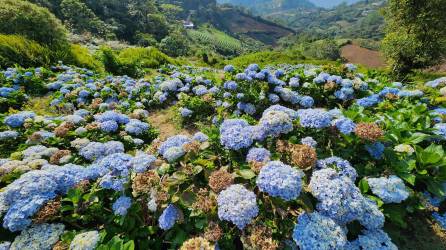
[221,50,339,68]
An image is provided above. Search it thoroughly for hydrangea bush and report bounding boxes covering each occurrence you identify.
[0,62,446,249]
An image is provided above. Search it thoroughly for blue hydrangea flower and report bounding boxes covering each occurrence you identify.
[433,212,446,230]
[158,135,191,155]
[112,196,132,216]
[299,96,314,108]
[289,77,300,87]
[100,120,119,133]
[309,168,383,227]
[130,151,156,173]
[4,112,35,128]
[259,111,293,138]
[219,119,253,150]
[223,81,237,90]
[301,137,317,148]
[348,229,397,250]
[292,212,347,250]
[217,184,258,229]
[433,123,446,139]
[10,223,65,250]
[246,147,271,163]
[367,175,409,203]
[297,109,332,129]
[163,146,185,162]
[223,65,234,72]
[335,118,356,135]
[0,131,19,141]
[357,94,382,108]
[268,94,280,103]
[70,231,100,250]
[263,105,298,120]
[256,161,304,201]
[365,142,385,160]
[125,119,149,135]
[79,142,106,161]
[316,157,357,181]
[159,204,180,230]
[179,107,193,118]
[193,132,208,142]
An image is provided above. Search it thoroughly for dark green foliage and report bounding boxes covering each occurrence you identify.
[0,0,69,49]
[382,0,446,76]
[301,39,341,61]
[159,31,191,57]
[60,0,113,38]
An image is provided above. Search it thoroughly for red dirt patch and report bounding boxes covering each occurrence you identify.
[341,44,386,69]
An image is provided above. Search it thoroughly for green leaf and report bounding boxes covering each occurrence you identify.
[398,172,416,186]
[123,240,135,250]
[358,178,369,193]
[403,132,430,144]
[236,169,256,179]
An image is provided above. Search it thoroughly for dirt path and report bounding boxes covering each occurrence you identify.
[341,44,386,69]
[147,107,196,140]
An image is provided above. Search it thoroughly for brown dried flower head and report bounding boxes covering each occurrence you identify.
[290,144,317,169]
[354,122,384,141]
[204,222,223,242]
[52,241,69,250]
[90,98,103,109]
[385,93,399,101]
[29,132,43,142]
[49,150,71,164]
[324,81,337,91]
[33,199,61,224]
[132,171,160,196]
[180,237,213,250]
[208,169,234,193]
[85,122,100,131]
[183,141,201,154]
[242,225,278,250]
[249,161,265,174]
[192,188,216,213]
[75,180,91,192]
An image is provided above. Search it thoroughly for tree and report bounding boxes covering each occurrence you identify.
[60,0,112,38]
[159,31,190,57]
[382,0,446,75]
[0,0,68,49]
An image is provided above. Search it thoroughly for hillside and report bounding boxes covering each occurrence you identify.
[266,0,386,40]
[311,0,361,8]
[217,0,315,14]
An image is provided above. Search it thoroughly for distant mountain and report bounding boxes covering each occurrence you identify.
[309,0,361,8]
[262,0,386,40]
[217,0,316,14]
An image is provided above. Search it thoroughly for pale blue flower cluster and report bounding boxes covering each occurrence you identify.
[0,131,19,141]
[159,204,180,230]
[70,231,100,250]
[179,107,193,117]
[79,141,124,161]
[219,119,253,150]
[112,196,132,216]
[259,110,293,137]
[301,136,317,148]
[309,168,384,229]
[96,153,133,191]
[158,135,191,162]
[217,184,258,229]
[94,111,129,124]
[256,161,304,201]
[292,212,347,250]
[4,112,35,128]
[0,164,97,231]
[125,119,149,135]
[348,229,398,250]
[192,132,208,142]
[297,109,332,129]
[316,157,357,181]
[367,175,409,203]
[334,118,356,135]
[246,147,271,163]
[9,223,65,250]
[100,120,119,133]
[130,151,156,173]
